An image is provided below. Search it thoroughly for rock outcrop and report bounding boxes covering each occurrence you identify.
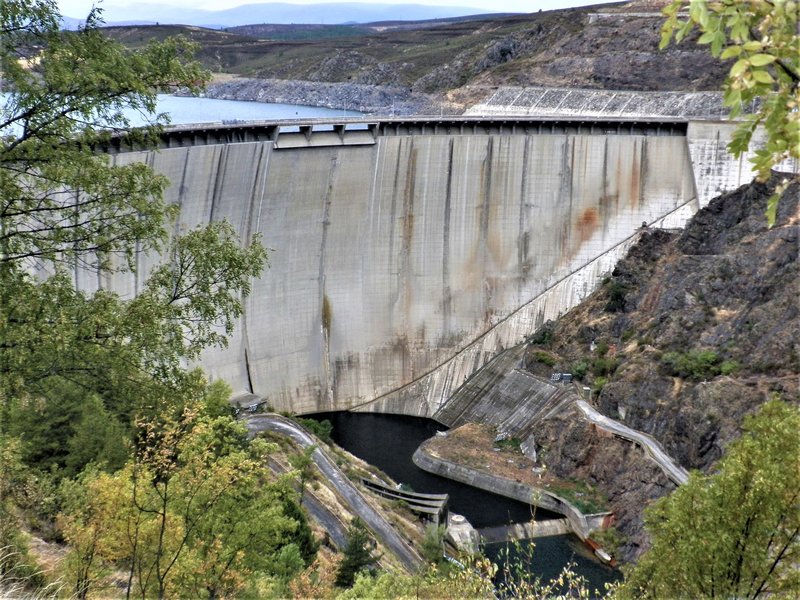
[524,176,799,561]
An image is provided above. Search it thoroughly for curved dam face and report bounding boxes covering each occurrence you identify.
[95,119,700,416]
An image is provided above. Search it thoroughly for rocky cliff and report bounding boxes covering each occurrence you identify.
[524,176,799,561]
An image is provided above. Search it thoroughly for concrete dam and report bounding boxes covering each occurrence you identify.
[94,116,759,416]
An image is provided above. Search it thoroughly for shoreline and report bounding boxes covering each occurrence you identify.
[184,76,464,117]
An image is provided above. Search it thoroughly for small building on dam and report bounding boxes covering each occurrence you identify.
[82,114,773,417]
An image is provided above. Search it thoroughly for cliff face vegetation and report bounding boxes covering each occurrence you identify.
[524,176,799,561]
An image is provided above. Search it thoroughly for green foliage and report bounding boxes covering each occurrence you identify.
[335,517,381,588]
[592,377,608,394]
[0,437,44,590]
[338,547,600,599]
[660,0,799,226]
[591,356,619,377]
[297,417,334,443]
[545,479,608,514]
[0,0,265,476]
[531,350,557,367]
[571,360,589,380]
[661,348,722,380]
[65,395,130,477]
[494,437,523,452]
[719,359,739,376]
[281,495,319,564]
[590,526,626,558]
[0,4,283,598]
[615,400,800,599]
[0,4,208,270]
[58,394,310,599]
[289,444,317,501]
[420,524,446,565]
[605,281,628,313]
[527,325,554,347]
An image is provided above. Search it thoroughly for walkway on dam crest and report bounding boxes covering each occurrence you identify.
[244,414,422,572]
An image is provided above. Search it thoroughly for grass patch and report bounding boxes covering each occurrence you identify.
[546,478,608,514]
[494,437,523,453]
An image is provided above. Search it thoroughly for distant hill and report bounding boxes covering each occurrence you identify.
[67,3,507,28]
[102,4,727,99]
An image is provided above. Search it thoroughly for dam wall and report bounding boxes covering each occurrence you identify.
[84,118,712,416]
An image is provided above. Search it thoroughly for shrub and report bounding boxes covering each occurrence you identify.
[572,360,589,380]
[592,357,619,377]
[720,360,739,376]
[528,325,554,347]
[592,377,608,393]
[494,437,522,452]
[531,350,556,367]
[296,418,333,443]
[605,281,628,312]
[661,349,722,381]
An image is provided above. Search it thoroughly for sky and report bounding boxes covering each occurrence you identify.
[58,0,624,19]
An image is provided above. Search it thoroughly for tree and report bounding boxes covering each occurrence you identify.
[0,1,206,269]
[59,388,312,599]
[289,444,317,501]
[660,0,799,225]
[614,400,800,599]
[420,524,446,565]
[1,3,273,595]
[0,1,265,438]
[335,517,381,588]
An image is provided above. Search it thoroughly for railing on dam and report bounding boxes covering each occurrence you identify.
[99,116,689,154]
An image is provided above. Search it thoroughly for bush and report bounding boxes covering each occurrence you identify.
[296,418,333,443]
[605,281,628,312]
[530,350,556,367]
[592,357,619,377]
[592,377,608,393]
[572,360,589,380]
[335,518,380,588]
[494,438,522,452]
[661,349,722,381]
[720,360,739,376]
[420,525,446,565]
[527,324,554,347]
[590,526,626,557]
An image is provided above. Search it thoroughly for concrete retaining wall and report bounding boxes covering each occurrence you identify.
[412,445,592,540]
[79,124,701,415]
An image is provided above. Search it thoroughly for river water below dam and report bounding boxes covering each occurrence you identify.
[309,412,620,593]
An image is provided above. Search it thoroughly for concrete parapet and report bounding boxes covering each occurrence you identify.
[478,518,571,543]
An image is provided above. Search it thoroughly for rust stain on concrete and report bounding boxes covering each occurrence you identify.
[576,206,600,245]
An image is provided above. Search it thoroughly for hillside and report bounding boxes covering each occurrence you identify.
[522,176,799,560]
[101,1,728,106]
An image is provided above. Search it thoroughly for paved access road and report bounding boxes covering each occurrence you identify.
[576,400,689,485]
[245,414,422,572]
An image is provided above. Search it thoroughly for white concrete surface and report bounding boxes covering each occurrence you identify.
[71,123,723,416]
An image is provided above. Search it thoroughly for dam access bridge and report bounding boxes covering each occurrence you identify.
[84,113,772,418]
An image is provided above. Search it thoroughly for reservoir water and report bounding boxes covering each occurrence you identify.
[311,412,620,594]
[1,93,362,137]
[138,94,362,126]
